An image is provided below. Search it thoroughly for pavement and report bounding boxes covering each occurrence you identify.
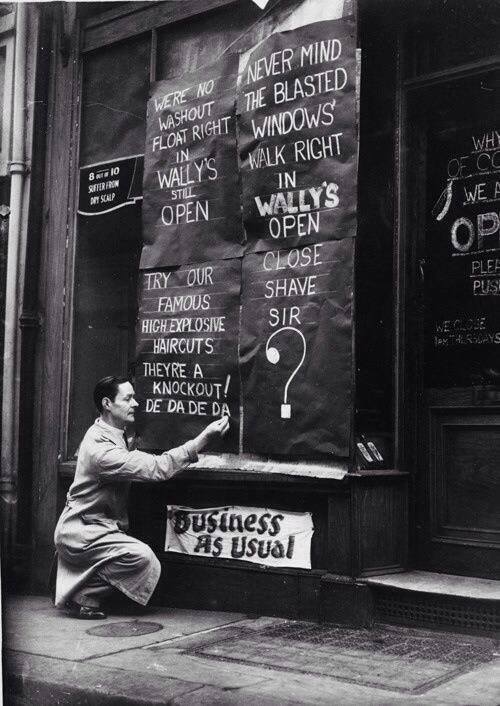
[2,595,500,705]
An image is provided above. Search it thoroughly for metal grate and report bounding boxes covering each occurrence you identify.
[375,590,500,633]
[86,620,163,637]
[187,620,496,694]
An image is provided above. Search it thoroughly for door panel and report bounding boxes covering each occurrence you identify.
[407,67,500,578]
[425,395,500,577]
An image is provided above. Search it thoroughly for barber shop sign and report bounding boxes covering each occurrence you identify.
[165,505,314,569]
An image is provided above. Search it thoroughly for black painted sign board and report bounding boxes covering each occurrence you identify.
[238,18,357,254]
[136,17,359,461]
[240,239,354,456]
[141,54,244,268]
[425,125,500,387]
[135,259,241,452]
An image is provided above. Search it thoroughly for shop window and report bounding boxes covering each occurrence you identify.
[67,35,150,455]
[156,2,272,79]
[68,0,359,468]
[68,3,294,458]
[406,71,500,388]
[355,1,397,440]
[79,35,150,166]
[403,0,499,80]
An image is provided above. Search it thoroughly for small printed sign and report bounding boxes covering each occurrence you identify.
[78,155,144,216]
[165,505,314,568]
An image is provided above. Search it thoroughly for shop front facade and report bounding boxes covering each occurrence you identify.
[2,0,499,633]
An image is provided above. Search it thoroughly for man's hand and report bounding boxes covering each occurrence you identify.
[204,416,230,439]
[192,416,230,453]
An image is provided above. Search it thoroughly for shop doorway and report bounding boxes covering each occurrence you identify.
[404,67,500,579]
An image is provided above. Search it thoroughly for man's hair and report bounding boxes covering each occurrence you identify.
[93,375,130,413]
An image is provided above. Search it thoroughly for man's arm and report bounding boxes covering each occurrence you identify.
[96,417,229,483]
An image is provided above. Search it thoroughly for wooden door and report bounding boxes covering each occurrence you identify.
[406,67,500,579]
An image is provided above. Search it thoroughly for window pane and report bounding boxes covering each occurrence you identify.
[156,2,264,79]
[80,35,150,165]
[403,0,499,79]
[68,35,149,454]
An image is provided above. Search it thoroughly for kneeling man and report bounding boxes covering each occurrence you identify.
[54,375,228,619]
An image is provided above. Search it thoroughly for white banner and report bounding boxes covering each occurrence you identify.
[165,505,314,569]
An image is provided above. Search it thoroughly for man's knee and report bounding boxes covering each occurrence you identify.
[128,542,160,573]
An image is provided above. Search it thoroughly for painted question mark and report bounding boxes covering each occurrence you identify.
[265,326,307,419]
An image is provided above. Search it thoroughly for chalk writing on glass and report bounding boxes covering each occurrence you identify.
[426,126,500,386]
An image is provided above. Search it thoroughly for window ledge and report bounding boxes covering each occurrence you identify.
[190,453,348,480]
[59,453,349,483]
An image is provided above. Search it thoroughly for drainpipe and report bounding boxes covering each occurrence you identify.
[1,3,29,552]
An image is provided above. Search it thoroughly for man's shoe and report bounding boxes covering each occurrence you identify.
[77,605,107,619]
[65,601,107,620]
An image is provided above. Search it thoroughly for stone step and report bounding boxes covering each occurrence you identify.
[365,571,500,601]
[363,571,500,635]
